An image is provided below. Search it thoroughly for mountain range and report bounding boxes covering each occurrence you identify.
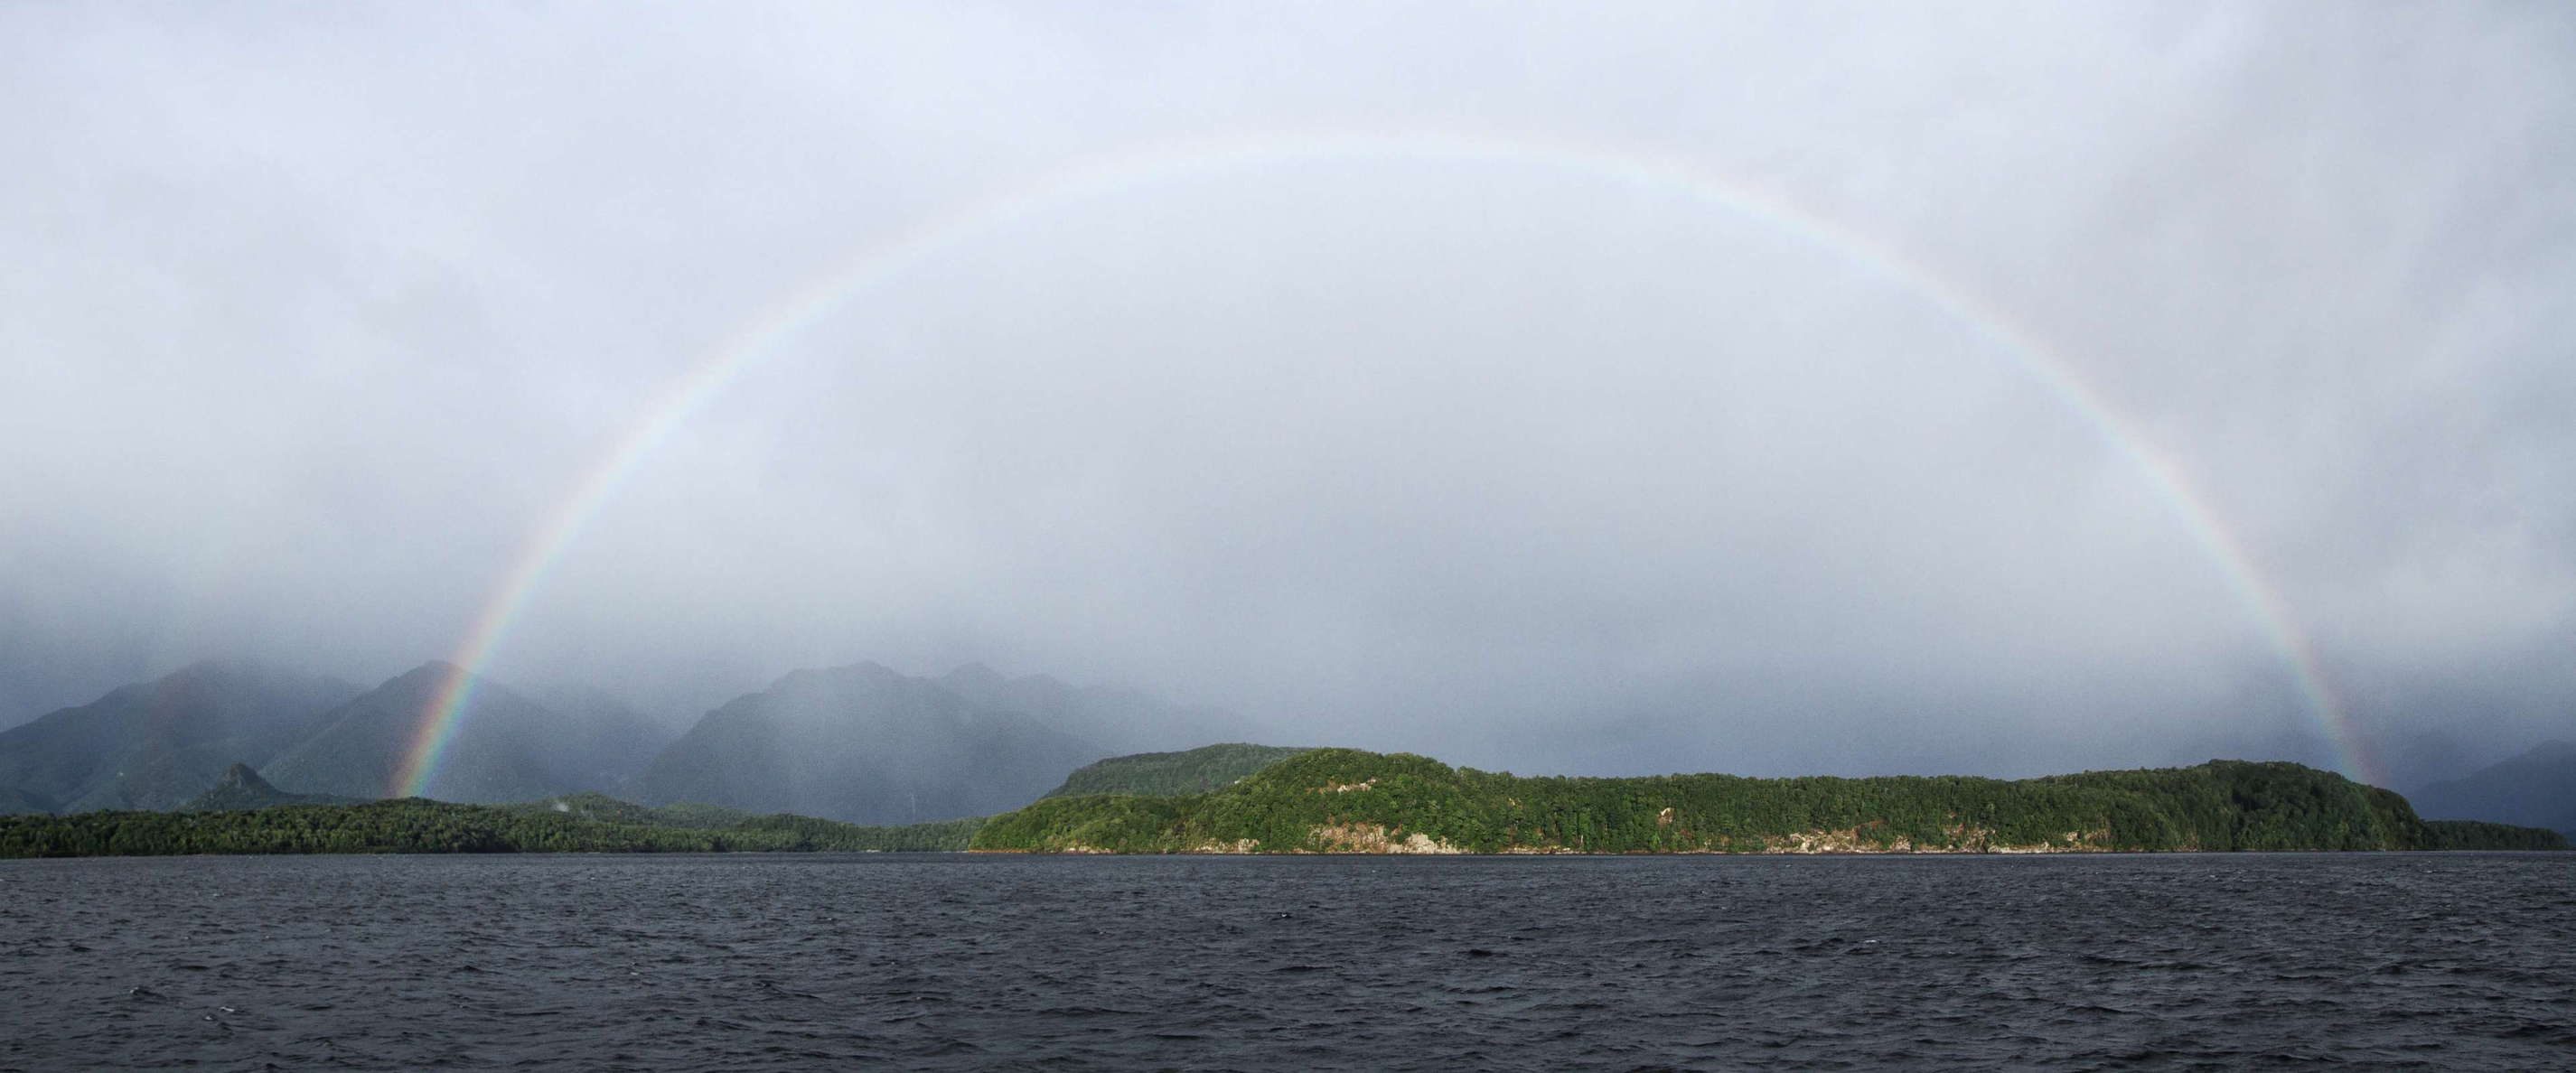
[0,660,360,813]
[6,657,2571,838]
[259,662,671,805]
[1,657,1238,824]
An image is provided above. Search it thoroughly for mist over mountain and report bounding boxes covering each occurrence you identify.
[932,663,1245,758]
[1,4,2570,787]
[2407,741,2576,839]
[11,648,2573,843]
[0,655,1246,820]
[0,660,359,813]
[260,663,673,805]
[640,661,1204,824]
[515,682,684,796]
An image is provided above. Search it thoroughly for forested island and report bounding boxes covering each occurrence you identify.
[970,749,2571,854]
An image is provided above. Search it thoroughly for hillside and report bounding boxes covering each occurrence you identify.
[638,661,1113,824]
[0,796,980,857]
[262,662,673,805]
[2408,741,2576,839]
[1040,743,1314,798]
[183,763,363,811]
[933,663,1242,756]
[503,791,755,828]
[2421,819,2570,852]
[1,656,1230,823]
[516,684,679,798]
[0,661,361,813]
[971,749,2569,854]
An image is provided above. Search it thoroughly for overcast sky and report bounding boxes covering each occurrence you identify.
[5,2,2569,785]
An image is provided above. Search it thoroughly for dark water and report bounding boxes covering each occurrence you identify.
[4,854,2571,1071]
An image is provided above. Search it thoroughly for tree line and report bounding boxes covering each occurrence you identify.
[1042,743,1314,798]
[971,749,2571,854]
[0,798,982,857]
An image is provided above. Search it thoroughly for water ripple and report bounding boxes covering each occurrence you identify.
[1,853,2570,1070]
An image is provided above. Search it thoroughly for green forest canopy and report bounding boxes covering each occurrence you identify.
[1041,743,1314,798]
[5,747,2563,858]
[973,748,2571,854]
[0,797,980,857]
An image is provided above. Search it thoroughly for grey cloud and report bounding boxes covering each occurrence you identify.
[4,2,2568,789]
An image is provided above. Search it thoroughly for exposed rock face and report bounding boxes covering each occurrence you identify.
[1758,824,2113,854]
[1192,838,1262,854]
[1306,823,1465,854]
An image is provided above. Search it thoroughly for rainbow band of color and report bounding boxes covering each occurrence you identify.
[390,128,2383,799]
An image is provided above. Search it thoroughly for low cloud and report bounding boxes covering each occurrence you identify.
[5,3,2569,788]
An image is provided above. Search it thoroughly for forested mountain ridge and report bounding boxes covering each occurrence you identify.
[0,661,361,814]
[1040,743,1314,798]
[971,749,2570,854]
[1,658,1232,823]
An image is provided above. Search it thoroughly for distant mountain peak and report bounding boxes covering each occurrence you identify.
[254,661,671,806]
[212,761,273,792]
[185,758,359,812]
[150,657,315,694]
[642,659,1126,823]
[771,660,902,692]
[370,662,483,705]
[169,658,236,679]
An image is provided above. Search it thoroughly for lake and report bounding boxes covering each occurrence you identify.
[4,853,2571,1070]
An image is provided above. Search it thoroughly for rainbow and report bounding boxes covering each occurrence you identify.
[390,128,2380,798]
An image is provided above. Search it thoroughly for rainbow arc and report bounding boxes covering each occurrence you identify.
[391,129,2378,799]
